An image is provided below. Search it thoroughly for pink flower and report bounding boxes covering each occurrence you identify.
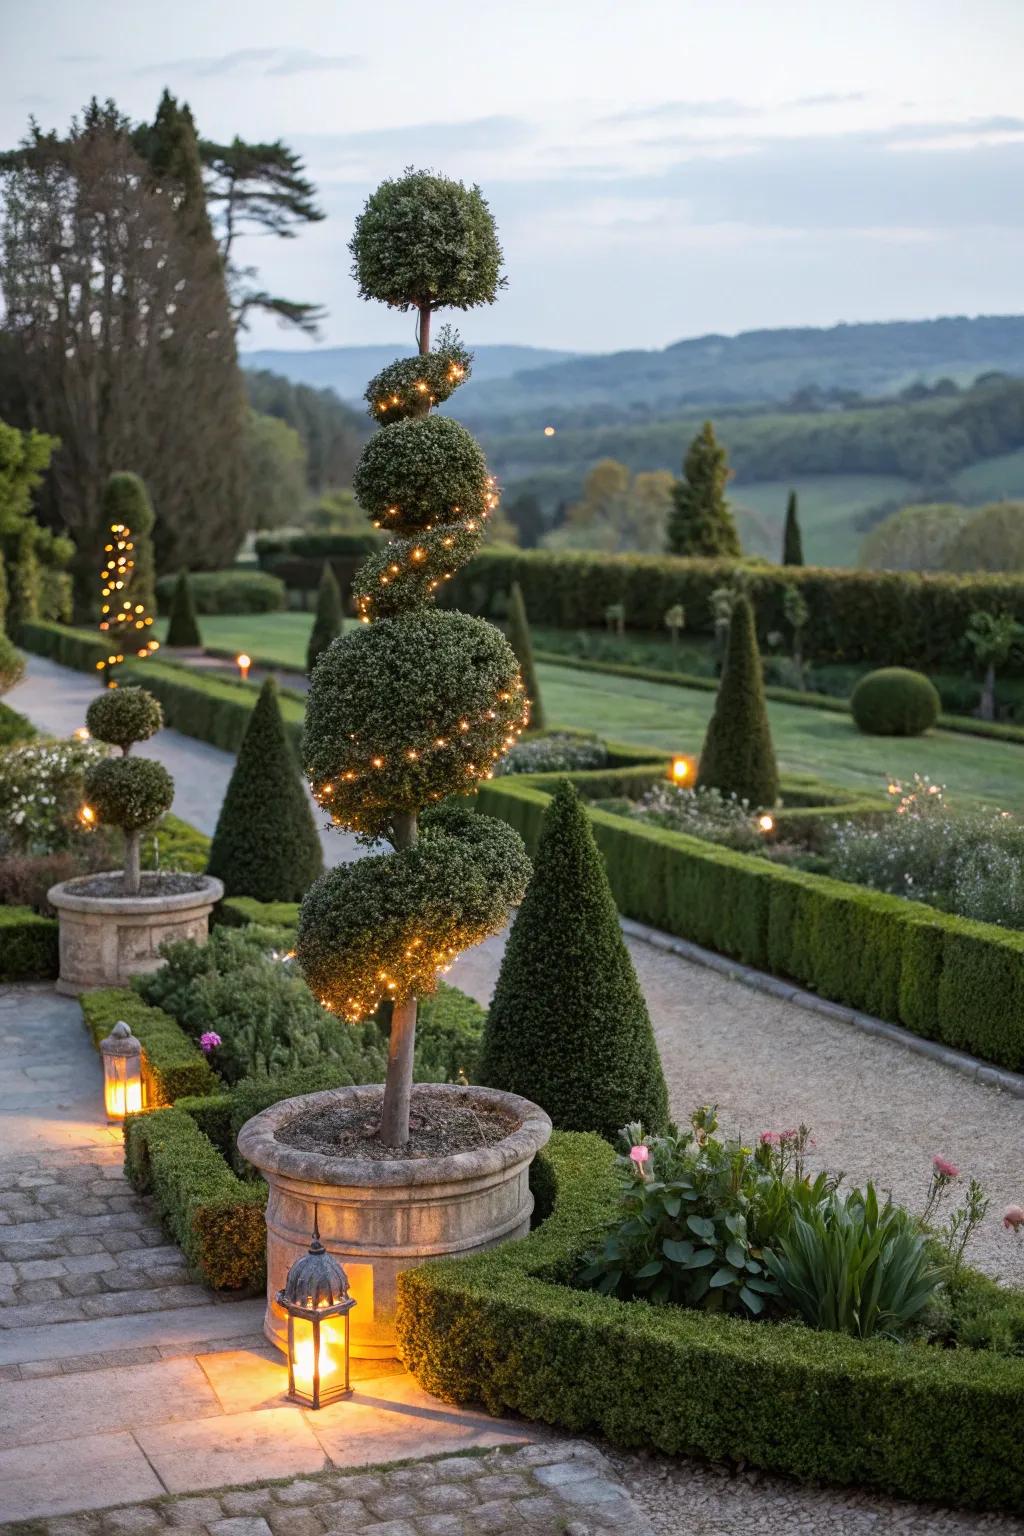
[199,1032,222,1053]
[1003,1204,1024,1232]
[932,1155,960,1179]
[629,1144,649,1166]
[760,1131,780,1145]
[780,1128,799,1143]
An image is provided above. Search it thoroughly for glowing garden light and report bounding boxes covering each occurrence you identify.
[99,1020,143,1121]
[276,1211,355,1410]
[757,813,775,834]
[669,755,694,785]
[236,653,252,682]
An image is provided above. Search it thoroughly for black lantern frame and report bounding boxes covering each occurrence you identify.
[275,1211,356,1410]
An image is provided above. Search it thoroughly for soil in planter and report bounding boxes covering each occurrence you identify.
[275,1085,521,1160]
[68,871,209,899]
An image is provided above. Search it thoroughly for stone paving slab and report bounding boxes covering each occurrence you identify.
[0,1354,222,1448]
[0,1429,164,1521]
[0,1298,266,1368]
[134,1406,329,1495]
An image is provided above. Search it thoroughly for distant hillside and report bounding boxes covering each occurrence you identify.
[239,344,579,403]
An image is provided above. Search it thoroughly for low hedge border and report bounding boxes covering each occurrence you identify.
[0,701,36,746]
[81,989,219,1104]
[124,1108,267,1290]
[477,773,1024,1072]
[0,906,59,981]
[397,1132,1024,1513]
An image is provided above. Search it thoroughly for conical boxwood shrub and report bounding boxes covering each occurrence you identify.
[165,571,202,648]
[306,562,343,675]
[207,677,323,900]
[479,779,668,1139]
[696,593,779,807]
[506,580,545,731]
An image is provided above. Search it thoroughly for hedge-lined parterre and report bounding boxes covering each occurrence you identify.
[81,988,219,1103]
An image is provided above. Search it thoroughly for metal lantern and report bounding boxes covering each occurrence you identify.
[99,1020,144,1120]
[276,1211,355,1409]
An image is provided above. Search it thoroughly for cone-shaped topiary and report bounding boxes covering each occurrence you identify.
[479,780,668,1140]
[82,685,174,894]
[95,472,160,680]
[783,489,804,566]
[298,169,530,1146]
[165,571,202,648]
[666,421,741,558]
[506,580,545,732]
[696,594,779,807]
[207,677,324,900]
[306,562,343,675]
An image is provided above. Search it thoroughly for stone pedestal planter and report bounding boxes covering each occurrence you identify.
[47,872,224,995]
[238,1082,552,1360]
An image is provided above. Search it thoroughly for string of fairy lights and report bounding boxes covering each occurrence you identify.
[371,358,466,419]
[95,521,159,682]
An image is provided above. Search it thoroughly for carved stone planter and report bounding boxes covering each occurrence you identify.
[47,872,224,995]
[237,1082,552,1360]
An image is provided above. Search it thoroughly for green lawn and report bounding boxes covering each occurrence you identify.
[951,446,1024,504]
[154,611,319,671]
[536,663,1024,811]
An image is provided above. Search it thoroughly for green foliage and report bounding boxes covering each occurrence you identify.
[860,502,970,572]
[397,1133,1024,1513]
[119,659,304,756]
[364,331,473,424]
[148,811,211,873]
[697,595,779,807]
[217,894,300,930]
[244,369,363,494]
[353,415,490,534]
[0,701,34,746]
[0,905,58,980]
[124,1109,266,1290]
[667,422,741,559]
[782,489,803,565]
[410,983,487,1083]
[165,572,202,648]
[84,754,174,833]
[81,987,218,1103]
[965,610,1024,670]
[496,732,607,777]
[764,1184,941,1338]
[480,780,668,1138]
[349,169,505,314]
[15,621,108,672]
[85,686,162,752]
[207,677,323,901]
[102,473,157,616]
[0,734,104,853]
[945,501,1024,573]
[851,668,940,737]
[0,631,24,694]
[306,562,343,674]
[8,521,39,629]
[505,581,545,732]
[550,459,675,556]
[157,569,285,616]
[241,409,307,532]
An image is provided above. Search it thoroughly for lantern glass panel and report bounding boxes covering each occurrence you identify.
[104,1054,142,1119]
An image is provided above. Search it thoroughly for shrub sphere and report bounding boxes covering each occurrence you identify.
[86,687,163,750]
[84,755,174,832]
[851,668,940,737]
[353,416,490,535]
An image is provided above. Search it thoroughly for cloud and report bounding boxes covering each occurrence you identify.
[136,47,361,79]
[787,92,869,108]
[598,98,761,127]
[297,116,532,167]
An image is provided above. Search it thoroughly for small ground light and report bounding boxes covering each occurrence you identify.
[669,755,694,785]
[758,813,775,834]
[100,1020,143,1120]
[543,426,556,437]
[73,726,90,741]
[236,653,252,682]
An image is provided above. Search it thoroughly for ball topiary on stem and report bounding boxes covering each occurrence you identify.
[165,571,202,649]
[306,562,344,676]
[86,686,162,755]
[696,593,779,808]
[506,581,545,733]
[479,780,668,1140]
[299,169,529,1147]
[82,684,173,894]
[207,677,324,900]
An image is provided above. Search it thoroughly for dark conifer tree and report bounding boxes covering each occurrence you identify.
[696,594,779,807]
[306,562,343,674]
[165,571,202,648]
[783,490,804,566]
[666,421,741,558]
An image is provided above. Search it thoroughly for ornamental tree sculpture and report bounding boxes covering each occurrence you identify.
[96,473,160,682]
[297,170,530,1148]
[84,686,173,894]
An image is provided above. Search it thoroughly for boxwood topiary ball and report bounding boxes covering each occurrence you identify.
[84,755,174,831]
[352,416,489,535]
[86,687,163,750]
[851,667,940,737]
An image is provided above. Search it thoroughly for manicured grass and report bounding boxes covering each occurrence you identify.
[154,612,318,671]
[536,662,1024,810]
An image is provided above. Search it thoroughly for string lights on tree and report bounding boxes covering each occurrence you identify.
[94,473,160,685]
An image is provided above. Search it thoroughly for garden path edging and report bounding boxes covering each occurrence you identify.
[620,916,1024,1099]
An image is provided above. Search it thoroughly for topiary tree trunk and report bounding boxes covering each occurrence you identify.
[480,780,668,1139]
[782,489,804,566]
[296,170,530,1148]
[306,561,344,675]
[207,677,324,900]
[696,593,779,807]
[165,570,202,649]
[506,581,545,732]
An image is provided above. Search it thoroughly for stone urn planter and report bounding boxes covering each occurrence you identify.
[238,1082,552,1360]
[48,871,224,995]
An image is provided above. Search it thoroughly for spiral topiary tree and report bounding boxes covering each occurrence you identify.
[83,686,173,893]
[297,169,530,1147]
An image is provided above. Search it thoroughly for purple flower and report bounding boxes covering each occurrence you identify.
[199,1032,222,1053]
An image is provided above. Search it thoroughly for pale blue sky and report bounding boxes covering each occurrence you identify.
[4,0,1023,352]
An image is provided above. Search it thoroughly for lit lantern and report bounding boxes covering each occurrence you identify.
[100,1020,144,1120]
[669,754,694,786]
[276,1213,355,1409]
[236,653,252,682]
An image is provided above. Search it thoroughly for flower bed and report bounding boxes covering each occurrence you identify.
[397,1132,1024,1514]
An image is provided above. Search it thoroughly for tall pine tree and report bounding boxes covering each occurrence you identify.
[783,490,804,566]
[696,594,779,807]
[666,421,741,559]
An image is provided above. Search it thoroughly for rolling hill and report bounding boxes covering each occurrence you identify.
[240,343,578,404]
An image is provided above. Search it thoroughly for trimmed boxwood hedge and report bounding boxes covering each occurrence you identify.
[477,773,1024,1072]
[81,989,219,1104]
[0,906,59,981]
[398,1134,1024,1513]
[156,570,285,616]
[18,620,108,673]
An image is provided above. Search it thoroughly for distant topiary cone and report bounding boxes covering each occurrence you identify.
[207,677,323,901]
[506,581,545,732]
[165,571,202,648]
[783,490,804,566]
[306,562,343,675]
[696,593,779,807]
[480,779,668,1140]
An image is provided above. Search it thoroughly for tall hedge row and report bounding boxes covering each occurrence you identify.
[447,549,1024,673]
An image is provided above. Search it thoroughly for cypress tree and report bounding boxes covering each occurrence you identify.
[306,561,343,674]
[696,593,779,807]
[480,780,668,1140]
[506,580,545,732]
[102,473,157,615]
[165,571,202,648]
[207,677,323,900]
[666,421,741,558]
[783,489,804,566]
